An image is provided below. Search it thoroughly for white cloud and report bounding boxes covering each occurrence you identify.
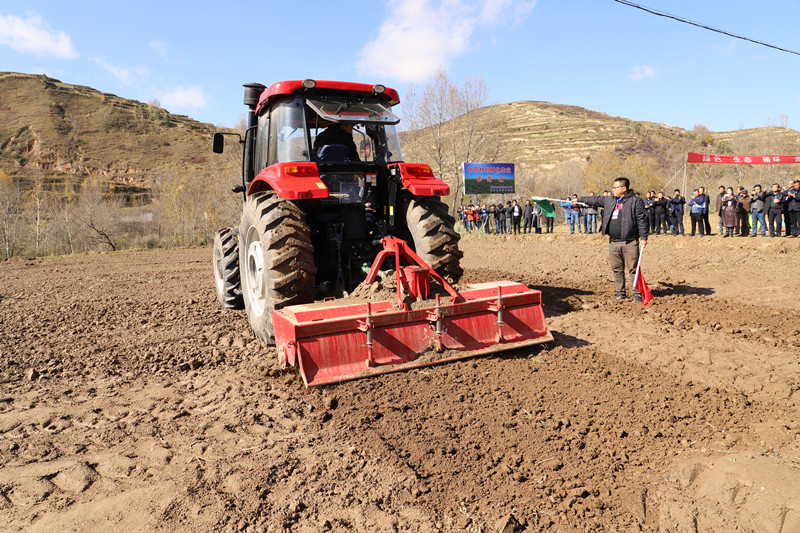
[629,65,656,82]
[150,40,181,63]
[157,86,209,112]
[0,13,78,59]
[357,0,536,83]
[150,40,168,58]
[94,57,150,85]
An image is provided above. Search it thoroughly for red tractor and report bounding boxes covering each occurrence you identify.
[213,80,551,386]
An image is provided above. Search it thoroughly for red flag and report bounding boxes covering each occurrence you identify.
[635,269,654,306]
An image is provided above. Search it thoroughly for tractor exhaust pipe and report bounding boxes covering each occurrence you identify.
[242,83,266,184]
[243,83,266,127]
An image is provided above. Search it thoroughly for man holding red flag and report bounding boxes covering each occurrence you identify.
[579,177,650,302]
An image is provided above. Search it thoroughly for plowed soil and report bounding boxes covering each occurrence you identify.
[2,233,799,532]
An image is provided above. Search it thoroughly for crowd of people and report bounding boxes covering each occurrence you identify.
[641,179,800,238]
[457,200,556,234]
[456,178,800,238]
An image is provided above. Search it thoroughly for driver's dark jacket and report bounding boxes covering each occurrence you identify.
[313,125,359,161]
[578,191,649,242]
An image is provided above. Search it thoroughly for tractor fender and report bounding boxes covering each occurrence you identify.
[248,162,330,200]
[389,163,450,196]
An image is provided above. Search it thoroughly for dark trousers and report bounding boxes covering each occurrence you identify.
[690,213,705,235]
[523,217,533,233]
[784,208,791,235]
[655,213,668,234]
[737,212,750,235]
[672,213,685,235]
[545,217,554,233]
[702,213,711,235]
[791,211,800,236]
[647,212,655,233]
[608,240,640,296]
[512,216,521,234]
[768,210,782,236]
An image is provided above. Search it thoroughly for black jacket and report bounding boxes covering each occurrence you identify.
[764,190,786,211]
[788,188,800,212]
[313,124,359,161]
[669,196,685,214]
[579,191,648,242]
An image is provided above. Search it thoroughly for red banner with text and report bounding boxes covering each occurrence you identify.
[688,152,800,165]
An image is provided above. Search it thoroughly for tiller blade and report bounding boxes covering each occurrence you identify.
[273,237,553,386]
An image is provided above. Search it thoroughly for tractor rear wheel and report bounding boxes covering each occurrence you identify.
[404,195,463,284]
[239,191,316,344]
[213,227,244,309]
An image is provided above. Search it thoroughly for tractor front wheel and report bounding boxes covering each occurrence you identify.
[212,227,244,309]
[238,191,316,343]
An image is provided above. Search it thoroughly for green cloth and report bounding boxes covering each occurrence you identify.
[535,199,556,217]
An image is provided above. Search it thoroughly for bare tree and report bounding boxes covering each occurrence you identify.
[76,179,122,251]
[403,68,453,189]
[402,67,500,212]
[449,75,501,202]
[153,140,242,248]
[28,172,54,257]
[0,172,23,259]
[552,160,586,198]
[55,177,79,255]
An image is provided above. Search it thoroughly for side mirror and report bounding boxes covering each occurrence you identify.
[212,132,225,154]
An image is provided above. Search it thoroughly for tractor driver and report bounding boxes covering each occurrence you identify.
[313,122,360,162]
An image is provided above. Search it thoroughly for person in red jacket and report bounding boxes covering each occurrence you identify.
[466,204,477,232]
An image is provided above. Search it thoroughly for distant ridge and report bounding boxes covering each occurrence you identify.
[436,99,800,174]
[3,71,799,196]
[0,72,219,194]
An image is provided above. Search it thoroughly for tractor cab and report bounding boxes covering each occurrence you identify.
[257,93,404,210]
[257,93,404,168]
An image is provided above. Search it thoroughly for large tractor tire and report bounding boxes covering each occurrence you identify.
[404,195,464,284]
[213,227,244,309]
[239,191,316,344]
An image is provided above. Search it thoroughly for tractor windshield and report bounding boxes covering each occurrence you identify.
[306,97,400,125]
[383,124,403,163]
[258,97,404,167]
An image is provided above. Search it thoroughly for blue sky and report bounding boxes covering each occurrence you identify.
[2,0,799,132]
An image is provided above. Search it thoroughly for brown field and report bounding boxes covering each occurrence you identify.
[1,233,799,532]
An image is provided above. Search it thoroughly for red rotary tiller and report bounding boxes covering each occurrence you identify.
[273,237,553,386]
